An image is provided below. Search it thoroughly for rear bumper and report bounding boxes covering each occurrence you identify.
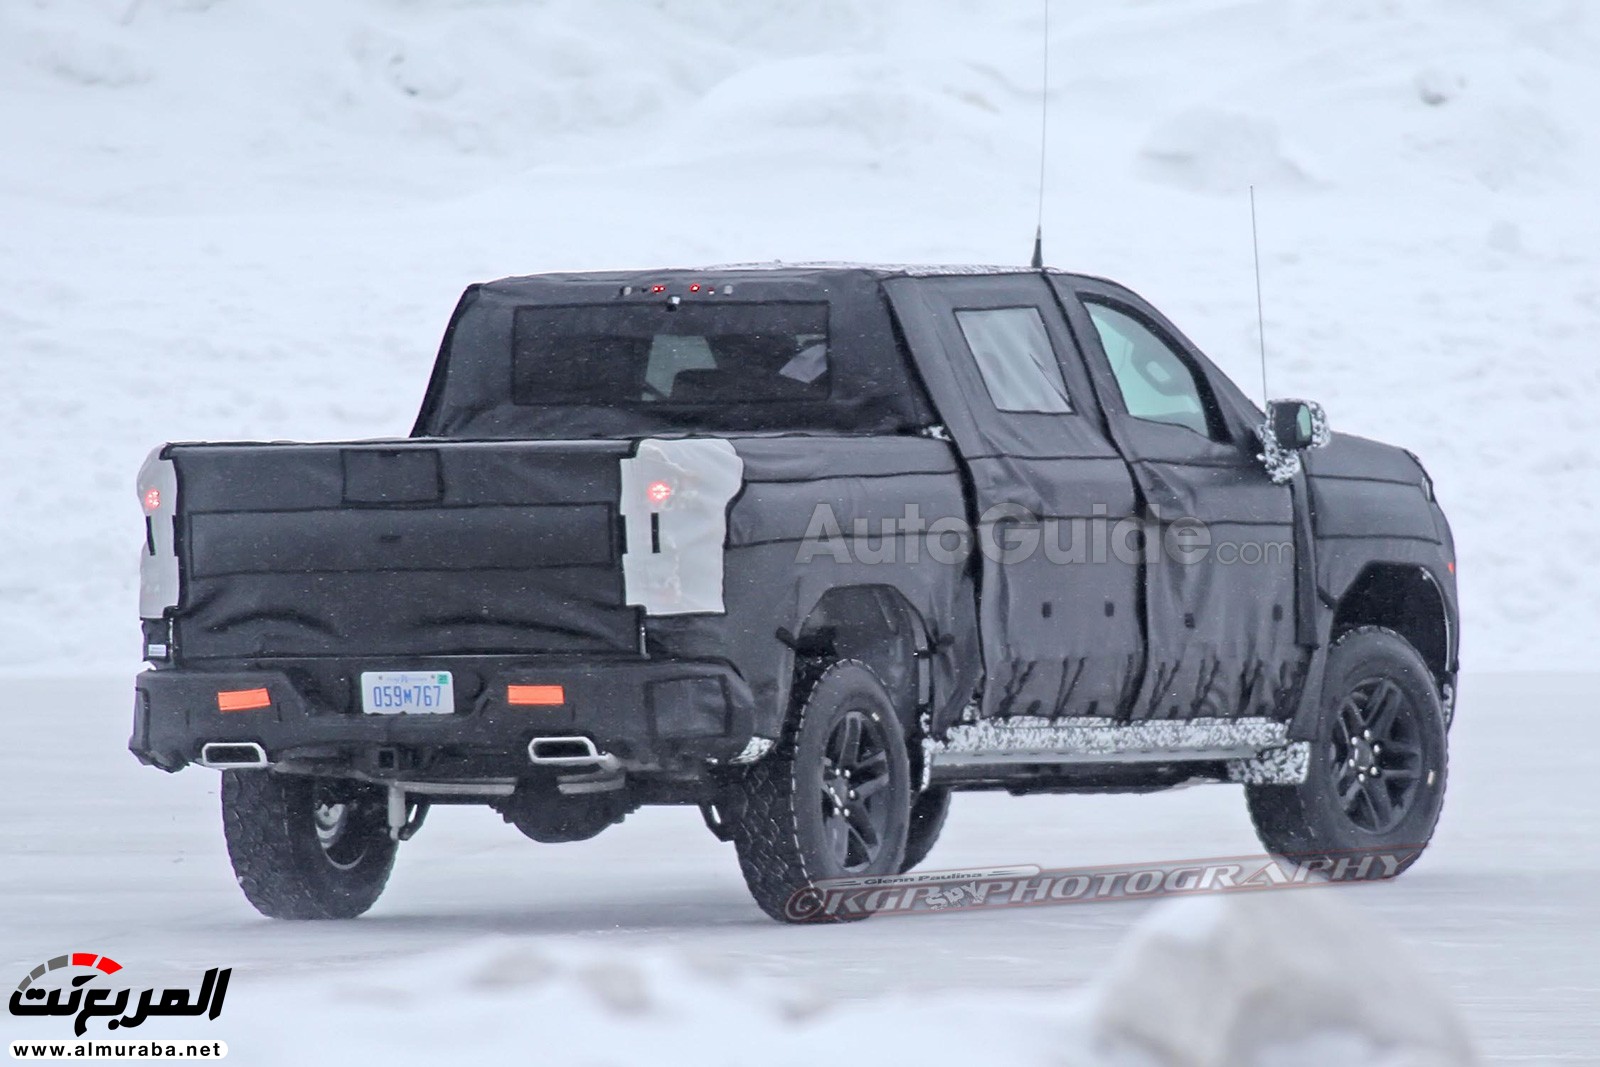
[130,656,757,776]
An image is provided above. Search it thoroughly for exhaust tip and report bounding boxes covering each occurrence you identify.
[527,736,617,770]
[198,741,270,769]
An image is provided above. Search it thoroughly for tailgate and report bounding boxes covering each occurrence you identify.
[160,440,637,660]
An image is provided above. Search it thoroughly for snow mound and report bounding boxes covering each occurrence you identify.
[1080,893,1477,1067]
[199,892,1473,1066]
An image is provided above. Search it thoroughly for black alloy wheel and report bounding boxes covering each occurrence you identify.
[818,708,898,873]
[1328,677,1425,834]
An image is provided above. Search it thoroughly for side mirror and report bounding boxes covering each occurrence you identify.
[1269,399,1318,451]
[1259,399,1331,483]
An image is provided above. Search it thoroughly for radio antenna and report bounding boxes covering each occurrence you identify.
[1249,185,1270,405]
[1030,0,1051,270]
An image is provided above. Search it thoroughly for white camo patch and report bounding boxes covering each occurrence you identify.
[620,438,743,615]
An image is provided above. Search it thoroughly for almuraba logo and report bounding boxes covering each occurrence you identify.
[9,952,230,1037]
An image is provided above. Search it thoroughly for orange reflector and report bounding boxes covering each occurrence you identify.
[217,688,271,713]
[507,684,566,707]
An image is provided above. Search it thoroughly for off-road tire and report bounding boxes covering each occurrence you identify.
[1246,626,1449,877]
[900,786,951,873]
[728,660,913,923]
[222,770,397,919]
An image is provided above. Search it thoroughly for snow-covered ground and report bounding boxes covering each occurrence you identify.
[4,671,1593,1064]
[3,0,1598,1062]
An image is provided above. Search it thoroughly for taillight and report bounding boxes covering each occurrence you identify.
[138,447,181,618]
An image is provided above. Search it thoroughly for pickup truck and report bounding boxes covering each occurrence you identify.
[130,265,1458,923]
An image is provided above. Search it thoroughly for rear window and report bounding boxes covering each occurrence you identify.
[512,302,830,406]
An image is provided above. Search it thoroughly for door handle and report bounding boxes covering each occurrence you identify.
[988,503,1042,528]
[1141,471,1186,518]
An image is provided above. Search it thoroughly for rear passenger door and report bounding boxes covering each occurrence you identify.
[885,274,1143,721]
[1051,276,1304,720]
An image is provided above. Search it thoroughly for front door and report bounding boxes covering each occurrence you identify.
[1053,276,1304,720]
[886,274,1143,722]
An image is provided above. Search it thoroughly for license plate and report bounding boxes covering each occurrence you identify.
[360,671,455,715]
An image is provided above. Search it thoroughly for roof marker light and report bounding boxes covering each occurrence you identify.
[647,481,673,505]
[688,283,702,293]
[651,284,667,294]
[142,488,161,513]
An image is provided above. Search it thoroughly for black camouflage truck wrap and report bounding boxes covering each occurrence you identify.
[130,266,1459,922]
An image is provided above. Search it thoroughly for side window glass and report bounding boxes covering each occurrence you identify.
[954,307,1073,414]
[1084,301,1214,438]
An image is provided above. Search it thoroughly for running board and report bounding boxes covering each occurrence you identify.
[927,717,1309,785]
